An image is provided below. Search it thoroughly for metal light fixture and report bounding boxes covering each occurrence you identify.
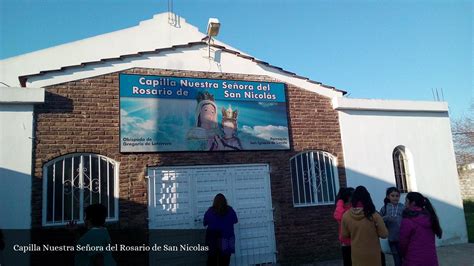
[206,18,220,58]
[207,18,220,37]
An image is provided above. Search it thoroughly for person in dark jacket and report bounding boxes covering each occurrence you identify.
[203,193,238,266]
[74,204,116,266]
[399,192,442,266]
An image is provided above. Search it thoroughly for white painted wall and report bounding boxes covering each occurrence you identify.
[0,88,44,228]
[0,104,36,265]
[336,98,467,245]
[0,104,34,229]
[0,88,43,264]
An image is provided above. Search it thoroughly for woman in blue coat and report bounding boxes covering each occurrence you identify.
[204,193,238,266]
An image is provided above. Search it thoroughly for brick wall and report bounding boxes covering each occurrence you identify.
[459,164,474,200]
[32,68,346,263]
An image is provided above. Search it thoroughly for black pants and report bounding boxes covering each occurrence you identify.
[389,241,402,266]
[341,245,352,266]
[207,253,231,266]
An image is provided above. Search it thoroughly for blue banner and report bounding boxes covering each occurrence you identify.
[120,74,290,152]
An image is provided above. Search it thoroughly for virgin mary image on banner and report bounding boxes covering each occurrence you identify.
[187,91,221,150]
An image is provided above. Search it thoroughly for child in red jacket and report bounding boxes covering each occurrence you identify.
[333,187,354,266]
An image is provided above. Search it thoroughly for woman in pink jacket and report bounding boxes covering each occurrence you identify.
[333,187,354,266]
[399,192,443,266]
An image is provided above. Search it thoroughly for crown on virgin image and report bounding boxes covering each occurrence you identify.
[196,91,215,103]
[222,105,238,121]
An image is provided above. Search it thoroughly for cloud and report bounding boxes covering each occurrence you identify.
[121,113,157,137]
[126,99,160,116]
[140,119,156,131]
[241,125,288,140]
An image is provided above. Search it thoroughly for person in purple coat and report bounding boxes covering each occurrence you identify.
[399,192,443,266]
[203,193,238,266]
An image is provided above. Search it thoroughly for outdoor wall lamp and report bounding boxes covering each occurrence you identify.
[207,18,220,37]
[206,18,220,58]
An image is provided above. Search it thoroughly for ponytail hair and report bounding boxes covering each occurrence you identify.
[351,186,376,220]
[384,187,400,206]
[406,192,443,238]
[424,197,443,239]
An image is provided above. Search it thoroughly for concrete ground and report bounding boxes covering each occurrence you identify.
[312,243,474,266]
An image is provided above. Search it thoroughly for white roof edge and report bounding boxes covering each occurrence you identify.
[332,97,448,112]
[0,87,45,104]
[22,44,344,99]
[258,65,343,99]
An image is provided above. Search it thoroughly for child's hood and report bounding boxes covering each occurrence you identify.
[349,207,366,221]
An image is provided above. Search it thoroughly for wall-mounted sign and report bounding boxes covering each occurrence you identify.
[119,74,290,152]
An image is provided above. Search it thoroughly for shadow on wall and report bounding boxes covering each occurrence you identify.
[0,167,32,228]
[0,166,154,266]
[275,167,393,264]
[0,167,33,266]
[344,167,468,246]
[1,167,206,266]
[40,91,74,113]
[0,165,468,265]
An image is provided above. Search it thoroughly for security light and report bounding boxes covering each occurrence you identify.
[207,18,220,37]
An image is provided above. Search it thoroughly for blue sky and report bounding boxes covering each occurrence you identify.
[1,0,472,120]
